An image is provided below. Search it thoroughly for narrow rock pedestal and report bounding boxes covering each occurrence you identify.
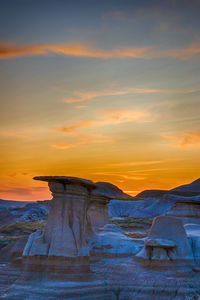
[23,176,96,264]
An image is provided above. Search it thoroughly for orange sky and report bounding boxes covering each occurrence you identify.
[0,0,200,200]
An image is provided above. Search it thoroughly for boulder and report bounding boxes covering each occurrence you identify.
[136,216,193,261]
[89,224,143,256]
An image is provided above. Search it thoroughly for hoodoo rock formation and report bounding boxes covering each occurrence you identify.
[23,176,96,260]
[1,177,200,299]
[136,216,193,261]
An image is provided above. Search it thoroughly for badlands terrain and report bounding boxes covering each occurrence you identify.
[0,177,200,299]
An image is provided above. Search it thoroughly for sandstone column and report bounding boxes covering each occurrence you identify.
[23,176,96,260]
[87,191,111,231]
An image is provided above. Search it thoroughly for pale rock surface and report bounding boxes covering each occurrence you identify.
[136,216,194,261]
[185,223,200,260]
[23,176,96,259]
[89,224,143,255]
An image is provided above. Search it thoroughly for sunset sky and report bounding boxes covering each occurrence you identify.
[1,0,200,200]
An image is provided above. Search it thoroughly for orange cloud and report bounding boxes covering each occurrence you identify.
[3,131,30,139]
[55,120,94,133]
[1,41,200,60]
[162,131,200,148]
[102,109,154,123]
[54,108,154,134]
[64,90,131,104]
[160,41,200,59]
[51,133,114,150]
[64,88,199,104]
[0,42,150,59]
[108,160,164,167]
[75,105,88,109]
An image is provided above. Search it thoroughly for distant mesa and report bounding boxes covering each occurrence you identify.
[135,177,200,198]
[136,189,168,199]
[0,199,31,208]
[171,178,200,193]
[94,181,132,199]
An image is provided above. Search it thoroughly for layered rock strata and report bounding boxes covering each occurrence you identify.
[87,189,111,231]
[23,176,96,259]
[167,197,200,224]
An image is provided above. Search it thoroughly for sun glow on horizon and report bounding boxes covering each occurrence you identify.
[0,1,200,201]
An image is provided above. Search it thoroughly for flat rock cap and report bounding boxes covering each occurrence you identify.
[33,176,96,189]
[145,238,176,248]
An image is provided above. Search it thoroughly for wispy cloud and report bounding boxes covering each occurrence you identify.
[54,108,154,134]
[0,42,150,59]
[102,109,154,123]
[103,5,162,21]
[75,105,88,109]
[8,172,29,178]
[3,131,30,139]
[162,130,200,148]
[64,88,199,104]
[55,120,94,133]
[51,133,114,150]
[91,171,146,181]
[108,160,165,167]
[1,40,200,60]
[160,41,200,60]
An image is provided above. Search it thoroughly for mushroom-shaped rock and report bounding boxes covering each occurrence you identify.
[23,176,96,260]
[136,216,194,261]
